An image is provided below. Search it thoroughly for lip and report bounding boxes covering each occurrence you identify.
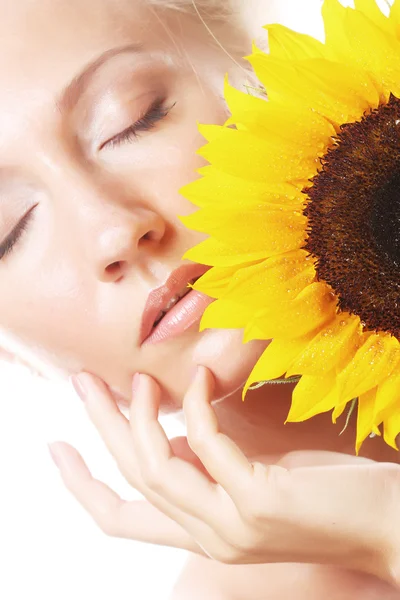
[140,263,212,345]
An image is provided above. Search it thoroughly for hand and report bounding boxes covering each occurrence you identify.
[48,367,400,587]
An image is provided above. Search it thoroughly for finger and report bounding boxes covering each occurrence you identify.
[74,373,234,550]
[129,373,174,462]
[68,377,240,554]
[183,366,254,499]
[77,373,207,525]
[129,373,235,526]
[169,436,217,482]
[48,441,205,553]
[72,372,139,480]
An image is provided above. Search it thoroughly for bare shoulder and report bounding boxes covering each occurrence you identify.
[169,554,400,600]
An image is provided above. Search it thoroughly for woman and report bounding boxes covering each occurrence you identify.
[1,0,399,597]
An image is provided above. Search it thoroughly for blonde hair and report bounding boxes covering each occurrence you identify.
[148,0,234,19]
[147,0,264,95]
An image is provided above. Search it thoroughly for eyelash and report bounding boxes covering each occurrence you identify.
[101,97,176,150]
[0,205,37,261]
[0,98,175,260]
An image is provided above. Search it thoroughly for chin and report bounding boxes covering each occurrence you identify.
[154,328,268,413]
[192,328,268,400]
[115,328,268,415]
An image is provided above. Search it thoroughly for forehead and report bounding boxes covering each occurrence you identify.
[0,0,160,101]
[0,0,190,149]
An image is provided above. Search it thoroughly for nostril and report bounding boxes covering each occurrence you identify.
[105,261,122,277]
[140,230,161,243]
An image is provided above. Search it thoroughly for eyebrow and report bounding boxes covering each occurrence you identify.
[56,43,144,113]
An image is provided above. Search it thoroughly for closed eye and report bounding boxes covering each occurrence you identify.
[0,205,38,261]
[100,97,176,150]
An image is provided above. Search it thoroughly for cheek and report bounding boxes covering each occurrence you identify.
[0,263,98,371]
[0,294,85,369]
[114,85,228,213]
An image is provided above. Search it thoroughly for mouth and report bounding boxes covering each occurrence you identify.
[151,276,199,328]
[140,263,213,345]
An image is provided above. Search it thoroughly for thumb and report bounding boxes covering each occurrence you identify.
[112,499,206,554]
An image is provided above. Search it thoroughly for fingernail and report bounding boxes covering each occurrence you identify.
[132,372,142,396]
[48,443,62,470]
[70,374,88,402]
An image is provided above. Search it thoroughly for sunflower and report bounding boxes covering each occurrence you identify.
[180,0,400,453]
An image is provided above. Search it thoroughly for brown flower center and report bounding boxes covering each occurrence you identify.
[304,94,400,337]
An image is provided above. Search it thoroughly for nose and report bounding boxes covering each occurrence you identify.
[47,163,167,283]
[90,205,167,283]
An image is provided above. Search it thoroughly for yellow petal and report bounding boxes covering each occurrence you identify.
[292,59,380,121]
[180,166,305,211]
[373,365,400,424]
[356,388,378,454]
[199,299,251,331]
[322,0,353,59]
[183,237,270,267]
[354,0,393,34]
[287,371,338,422]
[345,9,400,97]
[181,206,307,257]
[247,53,379,125]
[242,319,271,342]
[242,334,313,397]
[390,0,400,35]
[332,400,350,423]
[324,0,400,98]
[372,425,382,437]
[197,126,320,183]
[222,250,315,312]
[246,282,337,341]
[192,265,248,299]
[265,23,325,60]
[383,408,400,450]
[337,334,400,403]
[224,81,336,148]
[286,313,362,377]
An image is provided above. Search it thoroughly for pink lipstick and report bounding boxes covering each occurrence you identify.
[140,263,213,345]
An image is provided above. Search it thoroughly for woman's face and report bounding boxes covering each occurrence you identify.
[0,0,266,410]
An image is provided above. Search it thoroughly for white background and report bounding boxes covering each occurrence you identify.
[0,1,384,599]
[0,364,188,599]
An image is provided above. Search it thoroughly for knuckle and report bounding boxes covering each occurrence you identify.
[211,546,241,565]
[96,515,118,537]
[243,463,289,522]
[187,427,208,454]
[198,532,244,565]
[140,461,164,492]
[230,537,255,558]
[217,518,258,559]
[94,503,124,538]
